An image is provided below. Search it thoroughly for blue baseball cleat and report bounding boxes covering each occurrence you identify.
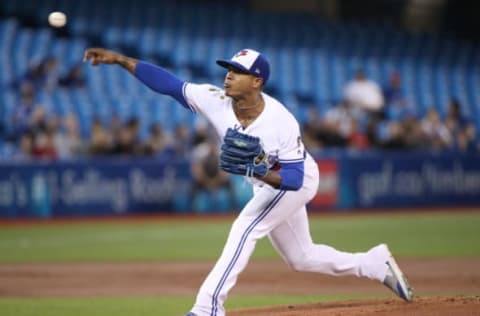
[383,246,413,302]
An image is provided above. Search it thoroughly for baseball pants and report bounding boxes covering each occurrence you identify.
[190,167,389,316]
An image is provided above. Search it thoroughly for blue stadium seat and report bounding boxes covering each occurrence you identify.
[1,92,17,130]
[1,0,479,147]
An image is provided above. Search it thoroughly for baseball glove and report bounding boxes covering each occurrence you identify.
[220,128,269,177]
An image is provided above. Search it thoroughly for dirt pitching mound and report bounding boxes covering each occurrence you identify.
[1,258,479,315]
[230,296,480,316]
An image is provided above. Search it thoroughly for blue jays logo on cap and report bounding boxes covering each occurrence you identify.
[235,50,249,58]
[216,48,270,84]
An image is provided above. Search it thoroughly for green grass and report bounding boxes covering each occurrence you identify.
[307,212,480,257]
[0,212,479,263]
[0,294,383,316]
[0,212,479,316]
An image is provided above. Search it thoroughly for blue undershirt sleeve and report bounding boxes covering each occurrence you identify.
[134,61,190,110]
[277,161,304,191]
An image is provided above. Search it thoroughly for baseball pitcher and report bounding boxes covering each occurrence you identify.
[84,47,413,316]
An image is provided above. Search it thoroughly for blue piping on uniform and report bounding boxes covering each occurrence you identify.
[210,190,286,315]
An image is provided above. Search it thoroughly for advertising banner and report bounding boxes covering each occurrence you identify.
[2,152,480,218]
[0,159,191,218]
[338,152,480,208]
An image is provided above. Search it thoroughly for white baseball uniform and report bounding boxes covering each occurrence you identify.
[183,83,390,316]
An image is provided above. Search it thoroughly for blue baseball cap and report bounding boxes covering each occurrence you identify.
[216,49,270,84]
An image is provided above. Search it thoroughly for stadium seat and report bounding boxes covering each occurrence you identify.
[0,0,479,151]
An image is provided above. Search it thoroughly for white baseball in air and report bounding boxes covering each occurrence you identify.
[48,11,67,28]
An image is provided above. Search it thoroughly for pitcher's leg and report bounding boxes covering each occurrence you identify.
[191,189,287,316]
[268,208,389,281]
[191,215,265,316]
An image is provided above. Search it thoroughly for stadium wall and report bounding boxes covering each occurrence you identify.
[313,151,480,209]
[1,152,480,218]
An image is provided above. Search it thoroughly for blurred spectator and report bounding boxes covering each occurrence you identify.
[382,71,416,121]
[316,101,354,147]
[32,128,57,159]
[88,118,112,155]
[401,117,426,150]
[23,56,60,91]
[191,118,210,147]
[11,82,37,139]
[109,113,122,138]
[454,125,477,153]
[110,124,136,155]
[445,99,469,132]
[421,108,452,150]
[29,105,49,135]
[143,123,168,156]
[126,117,140,142]
[301,106,322,151]
[444,99,477,151]
[344,69,384,119]
[110,117,141,155]
[189,137,236,210]
[12,131,35,160]
[372,120,406,149]
[169,123,191,158]
[348,118,369,150]
[59,64,86,88]
[55,114,85,159]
